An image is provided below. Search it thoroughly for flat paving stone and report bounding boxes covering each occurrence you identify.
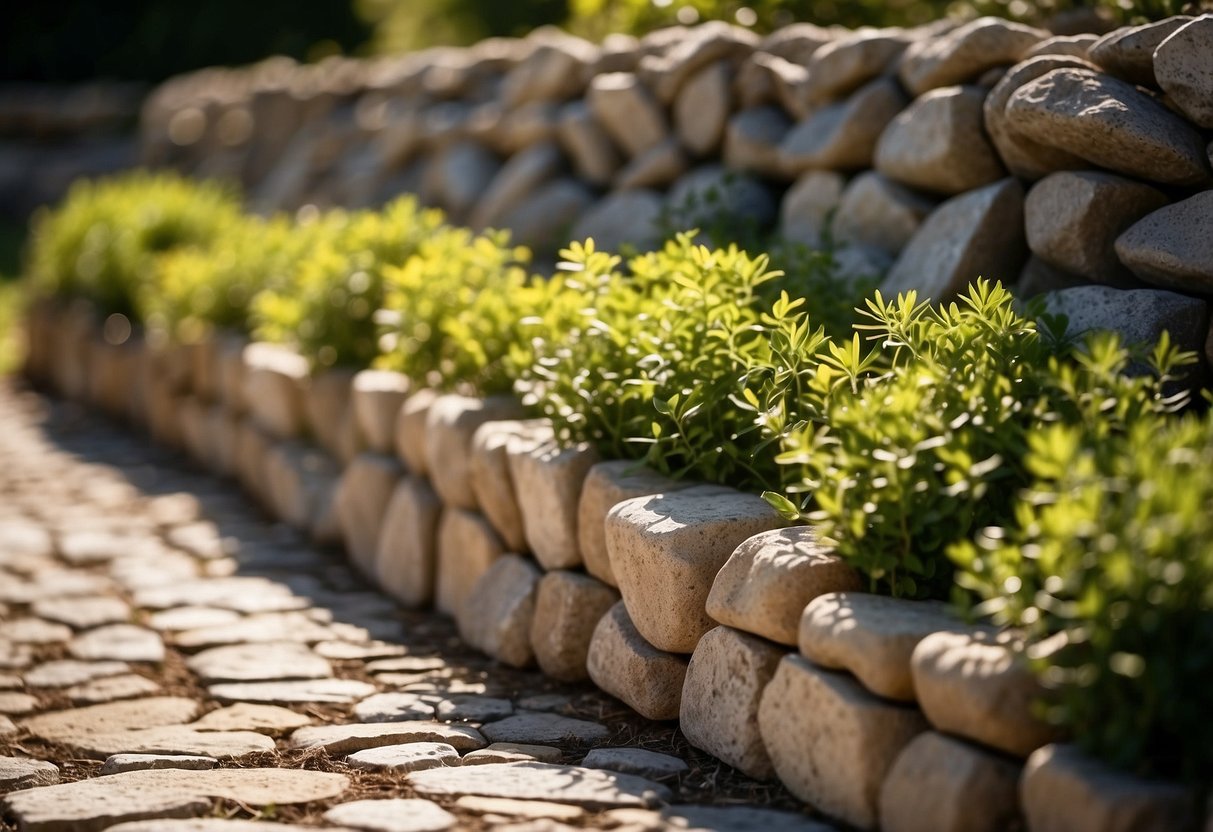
[173,612,335,650]
[189,703,312,734]
[207,678,376,705]
[0,691,38,714]
[0,715,16,735]
[21,697,200,742]
[68,725,277,760]
[434,694,514,722]
[354,692,437,722]
[462,742,563,765]
[407,762,671,809]
[69,625,165,663]
[0,672,21,688]
[105,821,313,832]
[58,530,162,565]
[100,753,218,775]
[289,721,487,754]
[516,693,571,712]
[661,804,833,830]
[0,640,32,669]
[480,712,610,745]
[65,673,160,705]
[2,767,348,832]
[0,755,59,789]
[582,747,689,780]
[24,659,129,687]
[454,795,586,821]
[147,607,242,632]
[365,656,447,674]
[186,642,331,684]
[314,640,408,660]
[0,618,72,644]
[31,596,131,630]
[0,520,53,557]
[345,742,462,772]
[134,578,309,614]
[324,798,457,832]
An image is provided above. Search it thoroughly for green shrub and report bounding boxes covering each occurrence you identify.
[377,224,536,394]
[26,172,241,321]
[953,411,1213,784]
[768,282,1194,599]
[252,196,444,371]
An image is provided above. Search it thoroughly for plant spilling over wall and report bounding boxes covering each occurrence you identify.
[22,171,1212,787]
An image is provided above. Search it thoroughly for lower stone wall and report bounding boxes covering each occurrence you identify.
[22,303,1207,832]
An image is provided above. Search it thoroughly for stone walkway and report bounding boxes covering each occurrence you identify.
[0,379,831,832]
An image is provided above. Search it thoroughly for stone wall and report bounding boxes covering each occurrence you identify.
[23,302,1210,831]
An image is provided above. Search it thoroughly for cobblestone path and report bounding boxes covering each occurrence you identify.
[0,380,828,832]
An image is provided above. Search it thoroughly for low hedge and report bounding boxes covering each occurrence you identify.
[22,171,1213,788]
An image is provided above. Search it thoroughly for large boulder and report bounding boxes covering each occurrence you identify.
[1040,285,1208,364]
[899,17,1047,95]
[1115,191,1213,294]
[1088,16,1194,87]
[1004,67,1211,186]
[798,31,909,107]
[1153,16,1213,129]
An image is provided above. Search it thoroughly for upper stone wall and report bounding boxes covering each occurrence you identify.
[140,15,1213,302]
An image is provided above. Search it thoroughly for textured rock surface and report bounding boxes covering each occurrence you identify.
[375,475,443,608]
[780,78,906,173]
[408,762,670,809]
[425,394,525,511]
[833,172,936,257]
[530,570,619,682]
[586,601,689,721]
[351,369,410,454]
[457,554,541,668]
[435,507,505,618]
[1088,16,1194,86]
[1115,191,1213,294]
[1040,285,1208,364]
[1153,17,1213,128]
[509,439,599,569]
[324,798,457,832]
[289,721,486,754]
[899,17,1046,94]
[335,452,403,577]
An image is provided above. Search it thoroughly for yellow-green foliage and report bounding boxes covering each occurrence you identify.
[252,197,445,371]
[27,172,241,320]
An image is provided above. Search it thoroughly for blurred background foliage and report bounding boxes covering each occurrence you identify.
[4,0,1202,83]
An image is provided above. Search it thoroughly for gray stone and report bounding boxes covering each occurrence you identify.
[351,369,410,454]
[288,721,486,754]
[1026,171,1168,283]
[463,742,563,765]
[587,72,668,158]
[899,17,1047,94]
[346,742,462,773]
[375,475,443,609]
[911,631,1060,758]
[800,31,909,107]
[408,762,670,809]
[759,656,928,830]
[186,642,330,684]
[1154,17,1213,129]
[780,78,907,173]
[607,486,785,654]
[1088,16,1194,86]
[502,38,596,108]
[760,22,835,64]
[722,106,790,178]
[586,601,689,721]
[0,756,59,790]
[100,754,218,775]
[509,440,598,569]
[570,189,664,254]
[3,768,348,832]
[581,748,688,780]
[208,678,376,705]
[638,20,757,103]
[879,731,1022,832]
[470,142,565,230]
[983,55,1103,180]
[1115,191,1213,294]
[1021,743,1197,832]
[1006,68,1211,186]
[661,804,834,831]
[454,794,585,821]
[664,166,776,237]
[354,692,437,723]
[480,712,609,745]
[675,61,731,157]
[435,507,505,618]
[557,100,620,186]
[883,179,1026,301]
[189,703,311,734]
[24,659,129,688]
[779,170,845,248]
[875,85,1005,195]
[396,388,438,475]
[425,394,525,511]
[336,452,403,577]
[325,798,457,832]
[707,527,862,647]
[31,596,130,630]
[1040,285,1208,365]
[65,673,160,705]
[613,138,689,190]
[435,694,514,722]
[423,141,501,223]
[1024,33,1098,60]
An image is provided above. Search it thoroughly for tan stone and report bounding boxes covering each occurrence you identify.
[435,507,505,617]
[335,452,403,577]
[1025,171,1167,283]
[557,100,621,186]
[982,55,1096,180]
[351,369,409,454]
[879,731,1021,832]
[288,721,486,754]
[241,342,308,440]
[1115,191,1213,294]
[883,179,1026,301]
[758,656,928,830]
[587,72,668,158]
[899,17,1047,95]
[1005,68,1211,186]
[1088,16,1194,86]
[375,475,443,608]
[508,439,599,569]
[638,20,757,103]
[674,61,731,157]
[586,601,689,721]
[680,626,784,779]
[216,333,249,415]
[1024,33,1098,60]
[800,31,909,106]
[613,138,688,191]
[408,761,670,809]
[779,170,845,248]
[262,440,340,532]
[470,141,564,230]
[834,172,936,258]
[457,554,541,668]
[911,631,1061,758]
[608,485,785,653]
[530,571,619,682]
[875,86,1006,195]
[780,78,907,173]
[304,367,357,460]
[1022,743,1197,832]
[462,742,563,765]
[706,527,861,647]
[395,387,438,474]
[425,394,525,511]
[469,419,542,552]
[576,461,687,588]
[1154,17,1213,129]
